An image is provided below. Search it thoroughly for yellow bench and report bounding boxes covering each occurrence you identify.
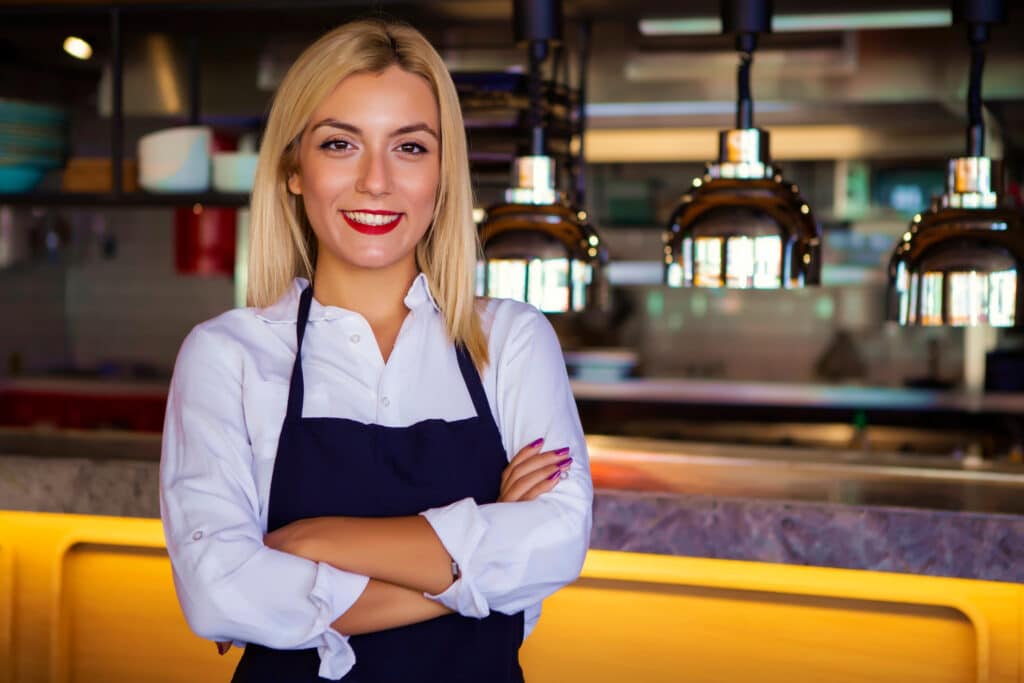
[0,510,1020,682]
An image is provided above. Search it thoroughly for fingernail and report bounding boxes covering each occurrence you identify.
[557,457,573,467]
[528,438,545,448]
[554,447,570,455]
[547,470,561,481]
[217,643,228,656]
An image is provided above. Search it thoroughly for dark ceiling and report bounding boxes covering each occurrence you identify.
[1,0,1023,158]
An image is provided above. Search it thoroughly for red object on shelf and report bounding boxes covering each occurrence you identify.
[0,387,168,432]
[174,204,237,276]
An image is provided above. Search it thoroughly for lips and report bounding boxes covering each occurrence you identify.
[341,209,403,235]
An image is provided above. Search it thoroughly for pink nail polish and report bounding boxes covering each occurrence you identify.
[547,470,560,481]
[554,447,570,455]
[528,438,545,448]
[557,457,572,467]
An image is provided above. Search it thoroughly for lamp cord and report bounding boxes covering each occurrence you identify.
[737,49,753,130]
[528,40,548,156]
[966,28,987,157]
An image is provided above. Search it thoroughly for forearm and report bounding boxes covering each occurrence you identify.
[282,515,453,595]
[331,578,452,635]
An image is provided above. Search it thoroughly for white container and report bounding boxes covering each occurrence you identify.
[563,348,639,382]
[212,151,259,193]
[137,125,211,193]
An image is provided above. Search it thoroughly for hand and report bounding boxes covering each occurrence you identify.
[499,438,572,503]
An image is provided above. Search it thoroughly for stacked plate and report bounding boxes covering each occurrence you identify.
[0,98,68,193]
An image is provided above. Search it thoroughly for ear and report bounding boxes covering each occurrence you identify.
[287,171,302,195]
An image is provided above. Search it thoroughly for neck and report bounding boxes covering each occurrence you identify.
[312,253,418,327]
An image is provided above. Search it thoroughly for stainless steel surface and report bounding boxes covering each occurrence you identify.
[0,426,160,461]
[570,377,1024,414]
[506,155,560,205]
[942,157,1002,210]
[887,154,1021,329]
[711,128,773,179]
[588,434,1024,514]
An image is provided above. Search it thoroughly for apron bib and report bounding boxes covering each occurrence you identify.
[232,285,524,682]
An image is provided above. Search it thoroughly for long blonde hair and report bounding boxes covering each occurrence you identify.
[247,20,488,370]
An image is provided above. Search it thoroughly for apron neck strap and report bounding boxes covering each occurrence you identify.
[286,284,315,422]
[455,344,493,425]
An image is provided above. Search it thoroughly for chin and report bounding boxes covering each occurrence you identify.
[336,248,412,272]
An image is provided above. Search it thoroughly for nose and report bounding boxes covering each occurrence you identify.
[355,147,391,197]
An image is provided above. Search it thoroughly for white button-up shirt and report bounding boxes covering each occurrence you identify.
[159,274,593,679]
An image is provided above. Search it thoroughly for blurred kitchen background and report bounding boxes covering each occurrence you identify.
[1,0,1023,458]
[3,5,1024,681]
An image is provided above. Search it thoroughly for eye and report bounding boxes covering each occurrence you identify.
[396,141,428,155]
[319,138,353,152]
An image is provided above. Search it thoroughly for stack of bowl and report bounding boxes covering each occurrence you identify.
[0,98,68,194]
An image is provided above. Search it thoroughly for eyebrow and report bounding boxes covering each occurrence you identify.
[310,118,439,140]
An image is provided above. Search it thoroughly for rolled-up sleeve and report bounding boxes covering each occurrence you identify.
[421,305,593,618]
[160,325,369,679]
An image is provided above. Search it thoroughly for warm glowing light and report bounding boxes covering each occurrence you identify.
[63,36,93,60]
[638,10,952,36]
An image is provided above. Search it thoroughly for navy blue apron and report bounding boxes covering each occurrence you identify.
[232,284,525,682]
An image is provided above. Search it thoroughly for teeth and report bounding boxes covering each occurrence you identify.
[344,211,400,226]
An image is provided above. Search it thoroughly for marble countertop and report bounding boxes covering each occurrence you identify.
[2,429,1022,583]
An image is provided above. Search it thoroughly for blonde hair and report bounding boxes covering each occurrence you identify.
[247,20,488,370]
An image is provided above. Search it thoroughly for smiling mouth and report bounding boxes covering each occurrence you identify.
[341,210,403,235]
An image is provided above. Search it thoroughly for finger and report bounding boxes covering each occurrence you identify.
[504,459,571,502]
[501,438,545,488]
[501,450,569,500]
[518,470,563,502]
[503,447,570,491]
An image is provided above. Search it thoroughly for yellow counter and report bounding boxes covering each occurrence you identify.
[0,511,1019,682]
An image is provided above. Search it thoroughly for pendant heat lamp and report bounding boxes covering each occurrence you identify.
[664,0,821,290]
[887,0,1022,328]
[477,0,604,313]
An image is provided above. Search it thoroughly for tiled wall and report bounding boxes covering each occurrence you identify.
[617,284,964,386]
[0,208,234,379]
[1,205,964,387]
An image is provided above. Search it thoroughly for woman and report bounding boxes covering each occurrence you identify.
[159,18,592,683]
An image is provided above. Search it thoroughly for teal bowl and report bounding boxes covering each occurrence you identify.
[0,98,67,126]
[0,164,45,193]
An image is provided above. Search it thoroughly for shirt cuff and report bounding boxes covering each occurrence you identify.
[309,561,370,680]
[419,497,490,619]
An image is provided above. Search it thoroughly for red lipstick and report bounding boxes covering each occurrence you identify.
[341,210,403,235]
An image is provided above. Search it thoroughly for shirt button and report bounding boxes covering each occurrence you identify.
[350,334,360,344]
[381,397,390,408]
[192,530,204,541]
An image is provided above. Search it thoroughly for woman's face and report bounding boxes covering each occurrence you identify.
[288,65,440,275]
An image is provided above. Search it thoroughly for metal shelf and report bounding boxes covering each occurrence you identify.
[0,192,250,208]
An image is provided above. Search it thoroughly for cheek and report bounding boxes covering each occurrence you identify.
[303,159,348,206]
[405,166,440,214]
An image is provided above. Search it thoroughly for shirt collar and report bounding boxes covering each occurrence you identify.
[255,273,440,324]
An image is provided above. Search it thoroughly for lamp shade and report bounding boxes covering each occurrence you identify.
[478,157,603,313]
[664,129,821,289]
[887,158,1022,327]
